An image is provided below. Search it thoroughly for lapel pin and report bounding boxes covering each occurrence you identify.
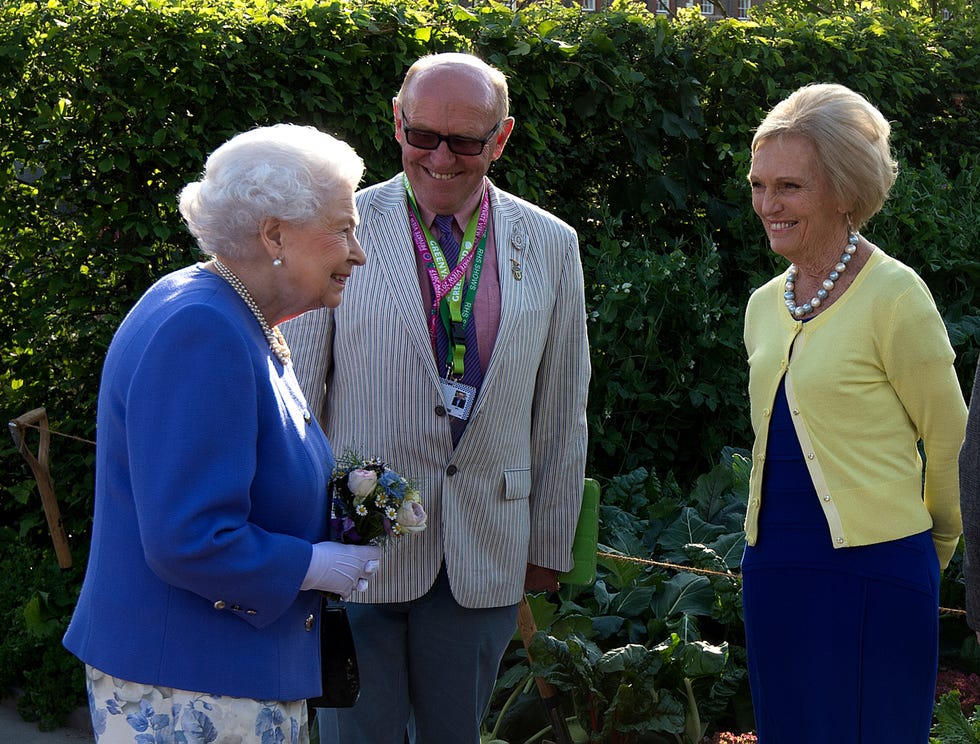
[510,258,523,281]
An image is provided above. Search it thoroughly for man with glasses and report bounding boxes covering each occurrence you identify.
[282,52,590,744]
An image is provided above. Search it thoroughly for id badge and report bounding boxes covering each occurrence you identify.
[441,378,476,420]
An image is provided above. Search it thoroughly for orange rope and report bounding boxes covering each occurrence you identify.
[9,420,96,446]
[596,551,967,617]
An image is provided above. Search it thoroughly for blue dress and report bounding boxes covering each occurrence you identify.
[741,378,939,743]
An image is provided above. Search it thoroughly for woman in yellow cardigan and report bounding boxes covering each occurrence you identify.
[740,83,967,743]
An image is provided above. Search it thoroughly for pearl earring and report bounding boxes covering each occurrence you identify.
[273,257,283,267]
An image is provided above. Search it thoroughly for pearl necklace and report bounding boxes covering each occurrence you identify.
[212,259,291,366]
[784,232,859,319]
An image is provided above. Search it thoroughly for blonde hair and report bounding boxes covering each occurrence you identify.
[752,83,898,228]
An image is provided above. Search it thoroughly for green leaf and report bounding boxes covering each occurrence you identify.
[652,573,715,618]
[677,640,728,678]
[930,691,980,743]
[658,507,727,558]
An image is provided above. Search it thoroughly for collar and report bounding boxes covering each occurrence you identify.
[412,179,488,232]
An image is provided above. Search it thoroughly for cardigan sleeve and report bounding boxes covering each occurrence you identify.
[879,275,966,567]
[961,361,980,628]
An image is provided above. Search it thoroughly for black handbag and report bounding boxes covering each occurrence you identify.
[307,598,360,708]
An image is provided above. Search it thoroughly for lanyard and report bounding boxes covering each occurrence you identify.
[404,175,490,377]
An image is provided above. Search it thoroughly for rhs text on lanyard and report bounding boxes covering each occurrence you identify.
[404,175,490,420]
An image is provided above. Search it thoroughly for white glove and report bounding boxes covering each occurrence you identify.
[301,542,381,598]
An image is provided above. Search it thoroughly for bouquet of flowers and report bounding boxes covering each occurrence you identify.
[329,451,427,546]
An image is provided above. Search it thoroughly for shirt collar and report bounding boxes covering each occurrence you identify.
[414,181,486,233]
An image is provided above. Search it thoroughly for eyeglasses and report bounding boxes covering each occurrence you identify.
[401,116,502,156]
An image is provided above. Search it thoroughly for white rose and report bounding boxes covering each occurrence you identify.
[396,499,427,533]
[347,468,378,499]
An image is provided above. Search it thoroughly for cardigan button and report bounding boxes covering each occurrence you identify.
[435,405,447,417]
[446,464,458,476]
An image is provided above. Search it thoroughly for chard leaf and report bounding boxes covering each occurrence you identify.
[652,572,715,618]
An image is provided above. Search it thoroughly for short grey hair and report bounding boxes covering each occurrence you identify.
[752,83,898,229]
[179,124,364,259]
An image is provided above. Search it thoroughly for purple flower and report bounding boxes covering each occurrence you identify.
[396,499,427,534]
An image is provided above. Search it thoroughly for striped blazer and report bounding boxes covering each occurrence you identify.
[281,174,590,609]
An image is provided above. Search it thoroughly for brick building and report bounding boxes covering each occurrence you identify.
[578,0,755,19]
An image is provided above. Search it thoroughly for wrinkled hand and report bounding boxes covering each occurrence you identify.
[524,563,559,593]
[301,542,381,599]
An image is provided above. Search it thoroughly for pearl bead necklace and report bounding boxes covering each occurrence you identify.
[784,232,859,319]
[212,259,292,366]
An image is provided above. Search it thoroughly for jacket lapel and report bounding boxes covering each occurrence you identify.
[362,177,443,388]
[482,185,526,392]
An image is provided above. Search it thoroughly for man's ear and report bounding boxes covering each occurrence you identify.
[490,117,516,161]
[393,97,404,144]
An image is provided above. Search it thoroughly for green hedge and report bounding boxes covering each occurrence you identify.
[1,0,977,730]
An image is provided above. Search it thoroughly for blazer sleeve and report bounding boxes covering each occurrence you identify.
[527,225,591,570]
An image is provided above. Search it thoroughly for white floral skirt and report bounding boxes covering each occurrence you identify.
[85,664,310,744]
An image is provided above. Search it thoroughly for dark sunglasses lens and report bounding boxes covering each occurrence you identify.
[405,127,486,156]
[405,130,440,150]
[447,138,484,156]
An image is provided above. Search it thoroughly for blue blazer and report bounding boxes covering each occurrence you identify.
[64,265,332,701]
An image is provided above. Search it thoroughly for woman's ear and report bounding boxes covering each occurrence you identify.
[259,217,284,260]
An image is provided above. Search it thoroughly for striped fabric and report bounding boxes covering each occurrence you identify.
[280,175,590,609]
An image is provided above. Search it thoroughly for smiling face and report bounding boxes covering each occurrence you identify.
[749,134,850,268]
[278,185,364,312]
[394,64,514,216]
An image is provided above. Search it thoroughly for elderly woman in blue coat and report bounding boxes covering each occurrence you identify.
[63,124,380,744]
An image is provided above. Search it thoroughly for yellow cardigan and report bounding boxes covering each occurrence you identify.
[743,248,966,568]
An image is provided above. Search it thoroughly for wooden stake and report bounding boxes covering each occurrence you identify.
[8,408,72,568]
[517,595,573,744]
